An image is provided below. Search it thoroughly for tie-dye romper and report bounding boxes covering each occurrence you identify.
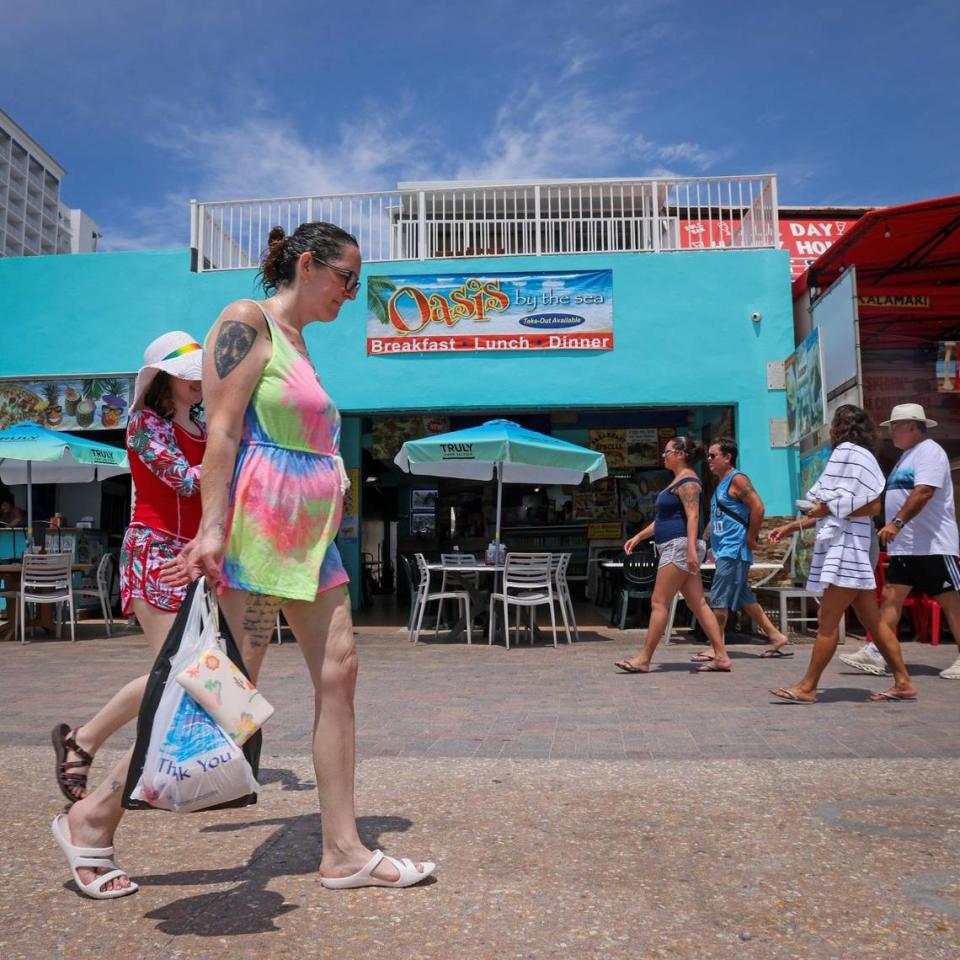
[220,303,350,601]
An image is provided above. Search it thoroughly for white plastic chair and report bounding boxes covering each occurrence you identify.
[73,553,115,637]
[435,553,478,631]
[411,553,472,644]
[489,552,557,650]
[752,521,845,641]
[549,552,576,643]
[19,551,75,644]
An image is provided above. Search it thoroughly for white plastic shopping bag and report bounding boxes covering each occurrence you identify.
[123,578,260,813]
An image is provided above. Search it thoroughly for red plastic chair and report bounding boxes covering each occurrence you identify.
[869,552,942,645]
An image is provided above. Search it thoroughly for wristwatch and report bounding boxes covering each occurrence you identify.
[892,518,905,530]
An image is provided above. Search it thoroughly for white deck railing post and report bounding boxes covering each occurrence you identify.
[651,182,661,253]
[189,200,200,271]
[417,191,427,260]
[534,185,542,255]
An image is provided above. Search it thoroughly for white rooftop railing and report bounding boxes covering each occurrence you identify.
[190,174,778,272]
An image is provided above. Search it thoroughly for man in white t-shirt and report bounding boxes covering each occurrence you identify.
[840,404,960,681]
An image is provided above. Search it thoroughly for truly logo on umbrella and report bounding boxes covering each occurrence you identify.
[88,448,119,462]
[440,443,475,459]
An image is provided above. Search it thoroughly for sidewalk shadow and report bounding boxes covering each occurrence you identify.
[140,812,422,936]
[257,766,316,792]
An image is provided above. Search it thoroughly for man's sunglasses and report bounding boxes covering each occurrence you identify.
[314,257,360,294]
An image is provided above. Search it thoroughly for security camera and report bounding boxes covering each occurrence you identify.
[751,311,762,322]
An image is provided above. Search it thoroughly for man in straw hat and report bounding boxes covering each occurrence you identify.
[840,403,960,682]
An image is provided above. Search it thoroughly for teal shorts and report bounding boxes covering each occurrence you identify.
[709,556,756,611]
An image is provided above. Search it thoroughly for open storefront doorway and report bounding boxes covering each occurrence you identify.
[353,404,737,628]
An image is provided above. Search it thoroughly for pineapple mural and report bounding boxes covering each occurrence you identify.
[75,379,104,428]
[43,383,63,427]
[100,378,129,429]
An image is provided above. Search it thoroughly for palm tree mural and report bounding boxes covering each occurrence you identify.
[367,276,397,326]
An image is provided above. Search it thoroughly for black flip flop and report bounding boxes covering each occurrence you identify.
[696,662,732,673]
[614,660,649,674]
[758,649,794,658]
[769,687,816,704]
[52,723,94,804]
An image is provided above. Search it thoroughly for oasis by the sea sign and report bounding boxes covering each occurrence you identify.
[366,270,613,355]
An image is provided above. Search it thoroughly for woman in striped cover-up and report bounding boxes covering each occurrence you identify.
[768,405,917,704]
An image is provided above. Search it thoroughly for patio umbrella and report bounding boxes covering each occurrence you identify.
[0,421,129,542]
[394,419,607,544]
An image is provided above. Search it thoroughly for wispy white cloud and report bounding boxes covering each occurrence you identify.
[155,108,424,200]
[99,191,193,251]
[100,72,732,250]
[100,106,428,250]
[452,84,637,182]
[453,83,727,183]
[654,141,728,170]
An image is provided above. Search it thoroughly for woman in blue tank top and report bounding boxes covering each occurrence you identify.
[614,437,732,674]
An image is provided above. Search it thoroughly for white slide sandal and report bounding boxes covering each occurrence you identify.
[319,849,436,889]
[51,814,139,900]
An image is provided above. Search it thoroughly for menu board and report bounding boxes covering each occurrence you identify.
[372,414,450,462]
[588,427,675,468]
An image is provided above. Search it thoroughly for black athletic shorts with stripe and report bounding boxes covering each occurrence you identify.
[886,554,960,597]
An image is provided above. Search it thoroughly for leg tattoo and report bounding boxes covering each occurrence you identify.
[242,593,283,648]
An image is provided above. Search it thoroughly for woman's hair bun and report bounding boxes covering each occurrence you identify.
[673,436,705,465]
[257,220,359,294]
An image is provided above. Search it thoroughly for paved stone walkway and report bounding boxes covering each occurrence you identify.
[1,623,958,958]
[4,623,957,761]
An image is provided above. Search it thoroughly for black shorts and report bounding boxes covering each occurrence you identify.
[885,555,960,597]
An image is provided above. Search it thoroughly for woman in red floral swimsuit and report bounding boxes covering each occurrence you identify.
[52,331,205,813]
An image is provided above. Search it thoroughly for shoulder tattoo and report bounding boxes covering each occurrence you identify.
[733,476,755,500]
[678,483,701,507]
[214,321,257,379]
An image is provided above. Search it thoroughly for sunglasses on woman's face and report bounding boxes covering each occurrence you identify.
[313,257,361,295]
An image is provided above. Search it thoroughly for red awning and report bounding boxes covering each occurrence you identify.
[793,194,960,299]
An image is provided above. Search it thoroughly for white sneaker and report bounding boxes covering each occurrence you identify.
[939,655,960,680]
[839,642,890,676]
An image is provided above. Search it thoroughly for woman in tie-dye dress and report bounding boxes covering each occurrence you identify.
[58,223,434,901]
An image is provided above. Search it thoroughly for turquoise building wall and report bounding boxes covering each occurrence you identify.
[1,245,794,606]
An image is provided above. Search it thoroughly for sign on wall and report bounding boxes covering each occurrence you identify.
[811,267,860,404]
[366,270,613,355]
[587,428,671,469]
[778,220,856,279]
[372,415,450,462]
[784,329,826,444]
[796,445,832,579]
[0,376,135,431]
[678,218,858,279]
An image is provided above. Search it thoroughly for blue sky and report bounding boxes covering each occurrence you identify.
[2,0,957,250]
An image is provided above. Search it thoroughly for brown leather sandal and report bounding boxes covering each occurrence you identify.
[52,723,94,804]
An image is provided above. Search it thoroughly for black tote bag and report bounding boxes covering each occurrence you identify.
[122,579,262,811]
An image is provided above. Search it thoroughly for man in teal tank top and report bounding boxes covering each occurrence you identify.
[698,438,790,658]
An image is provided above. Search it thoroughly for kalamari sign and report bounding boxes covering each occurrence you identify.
[366,270,613,355]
